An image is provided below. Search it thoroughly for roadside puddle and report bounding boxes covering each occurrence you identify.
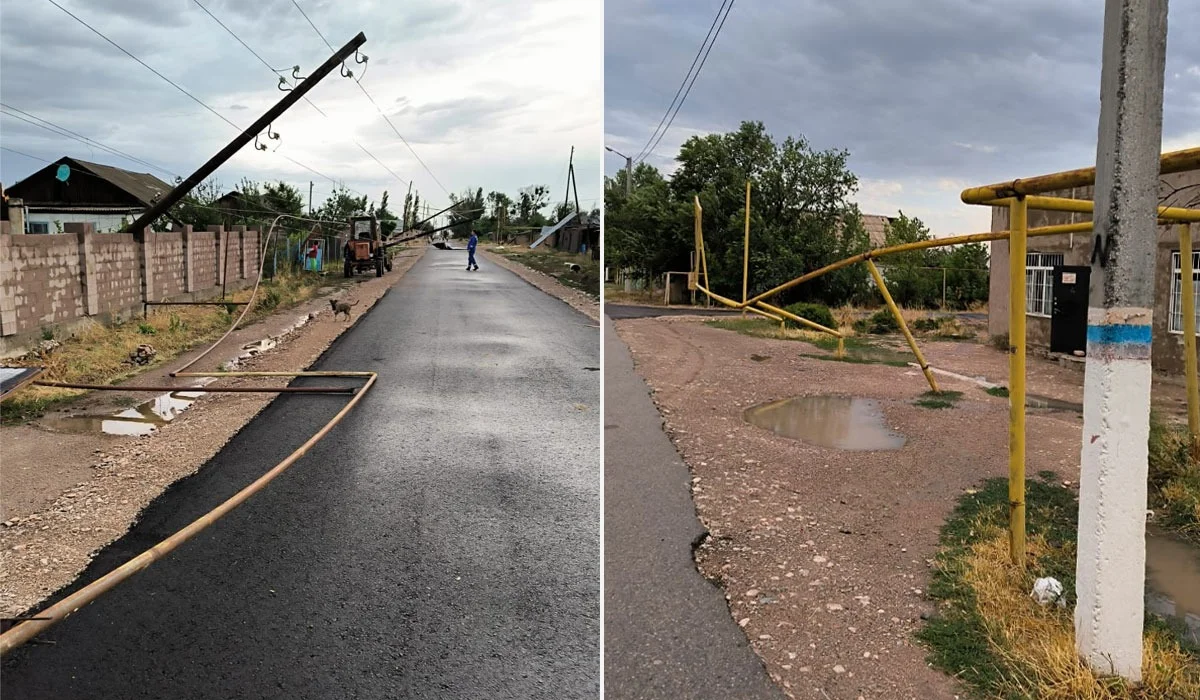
[743,395,906,451]
[1145,527,1200,644]
[42,377,216,436]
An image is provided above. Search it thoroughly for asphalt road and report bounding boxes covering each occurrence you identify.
[603,316,782,699]
[1,249,601,699]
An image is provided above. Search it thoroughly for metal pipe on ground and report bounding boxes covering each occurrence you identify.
[0,370,378,656]
[32,381,355,394]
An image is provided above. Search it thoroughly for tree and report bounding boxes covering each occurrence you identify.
[316,184,368,227]
[447,187,485,238]
[605,120,868,305]
[376,190,397,237]
[875,212,943,308]
[515,185,550,225]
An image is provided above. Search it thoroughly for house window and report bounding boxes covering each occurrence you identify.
[26,222,50,234]
[1025,252,1063,317]
[1168,250,1200,335]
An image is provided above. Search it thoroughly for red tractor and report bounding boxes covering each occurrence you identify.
[342,214,393,277]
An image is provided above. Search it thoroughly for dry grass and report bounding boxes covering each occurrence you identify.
[1,272,333,421]
[921,477,1200,699]
[604,283,664,306]
[966,527,1200,699]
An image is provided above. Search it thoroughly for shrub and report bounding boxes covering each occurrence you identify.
[137,322,156,335]
[912,317,940,332]
[853,308,899,335]
[783,302,836,330]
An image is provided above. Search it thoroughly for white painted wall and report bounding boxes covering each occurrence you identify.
[24,211,139,233]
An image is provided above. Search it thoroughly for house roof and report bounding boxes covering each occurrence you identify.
[9,157,173,208]
[67,158,173,206]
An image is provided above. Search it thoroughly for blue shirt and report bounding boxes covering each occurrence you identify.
[468,234,478,251]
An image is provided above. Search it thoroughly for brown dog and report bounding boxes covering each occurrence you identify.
[330,298,358,321]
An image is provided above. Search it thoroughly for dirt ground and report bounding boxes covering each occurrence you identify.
[0,245,426,618]
[481,247,600,322]
[612,315,1137,700]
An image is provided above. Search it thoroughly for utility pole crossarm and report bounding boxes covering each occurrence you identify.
[124,32,368,234]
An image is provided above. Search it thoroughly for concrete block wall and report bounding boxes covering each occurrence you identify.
[0,233,85,334]
[0,225,262,355]
[90,233,140,317]
[190,230,218,291]
[149,231,187,299]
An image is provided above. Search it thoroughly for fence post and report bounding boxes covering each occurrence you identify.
[136,225,155,305]
[183,225,195,293]
[68,223,100,315]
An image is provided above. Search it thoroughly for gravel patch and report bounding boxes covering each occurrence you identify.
[614,316,1091,699]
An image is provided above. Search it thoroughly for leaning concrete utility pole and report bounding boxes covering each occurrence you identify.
[1074,0,1168,682]
[123,32,367,234]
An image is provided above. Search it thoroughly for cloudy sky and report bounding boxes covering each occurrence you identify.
[605,0,1200,236]
[1,0,601,221]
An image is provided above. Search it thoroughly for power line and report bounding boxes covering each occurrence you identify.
[289,0,449,199]
[0,104,180,179]
[192,0,409,191]
[44,0,365,198]
[633,0,730,163]
[636,0,736,165]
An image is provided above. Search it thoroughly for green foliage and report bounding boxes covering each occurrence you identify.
[256,286,283,312]
[41,326,55,341]
[782,302,836,330]
[605,121,871,306]
[911,317,940,332]
[137,322,156,335]
[448,187,486,237]
[872,213,989,309]
[914,390,962,409]
[1148,413,1200,540]
[376,191,397,237]
[918,476,1081,698]
[985,386,1009,398]
[168,314,186,333]
[853,308,900,334]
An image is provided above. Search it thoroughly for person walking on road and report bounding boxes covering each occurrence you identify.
[466,230,479,271]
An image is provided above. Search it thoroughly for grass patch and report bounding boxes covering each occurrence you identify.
[496,247,599,298]
[603,283,663,306]
[1148,413,1200,544]
[705,318,917,367]
[914,389,964,409]
[1,271,337,423]
[986,386,1011,398]
[918,476,1200,699]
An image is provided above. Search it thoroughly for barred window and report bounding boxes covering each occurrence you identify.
[1025,252,1063,317]
[1168,250,1200,335]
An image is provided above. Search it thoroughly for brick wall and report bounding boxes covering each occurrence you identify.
[0,224,262,353]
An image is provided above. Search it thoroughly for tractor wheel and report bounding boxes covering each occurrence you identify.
[375,259,384,277]
[385,258,393,272]
[344,260,353,278]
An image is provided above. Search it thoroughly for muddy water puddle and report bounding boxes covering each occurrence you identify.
[43,378,215,436]
[1145,528,1200,644]
[744,395,906,451]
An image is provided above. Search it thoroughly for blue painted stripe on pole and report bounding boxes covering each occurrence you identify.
[1086,323,1152,345]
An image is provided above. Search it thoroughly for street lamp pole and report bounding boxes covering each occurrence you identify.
[605,146,633,198]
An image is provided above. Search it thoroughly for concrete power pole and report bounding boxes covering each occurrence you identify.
[1075,0,1168,682]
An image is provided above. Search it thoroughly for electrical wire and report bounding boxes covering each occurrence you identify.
[289,0,449,200]
[632,0,730,163]
[43,0,366,198]
[0,104,180,179]
[192,0,409,191]
[636,0,736,165]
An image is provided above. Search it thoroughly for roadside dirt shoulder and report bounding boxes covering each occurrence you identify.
[0,246,426,618]
[613,316,1089,699]
[479,248,599,322]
